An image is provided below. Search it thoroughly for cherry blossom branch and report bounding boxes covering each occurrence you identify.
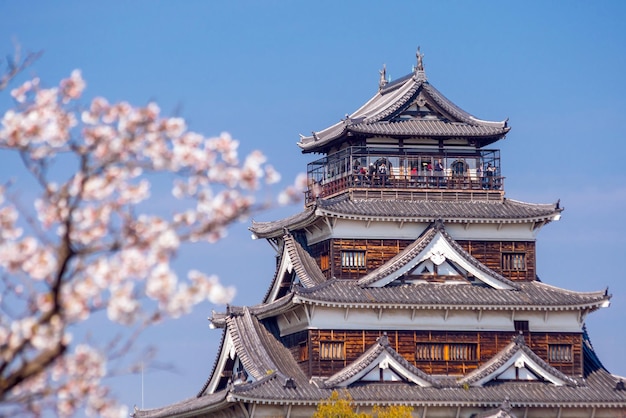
[0,68,306,417]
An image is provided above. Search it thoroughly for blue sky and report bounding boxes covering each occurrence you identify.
[2,1,626,412]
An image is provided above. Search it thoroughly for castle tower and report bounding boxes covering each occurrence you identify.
[134,51,626,418]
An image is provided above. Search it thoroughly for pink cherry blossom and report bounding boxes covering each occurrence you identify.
[0,68,303,416]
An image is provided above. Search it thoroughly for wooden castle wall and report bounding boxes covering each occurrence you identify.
[308,239,536,281]
[285,329,582,378]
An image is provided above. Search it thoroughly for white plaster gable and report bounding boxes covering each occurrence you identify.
[460,338,578,388]
[474,350,570,386]
[204,331,235,394]
[366,229,515,290]
[264,248,294,303]
[332,350,435,388]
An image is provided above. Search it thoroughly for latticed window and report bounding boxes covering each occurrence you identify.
[341,250,366,268]
[416,343,477,361]
[502,253,526,271]
[416,343,444,361]
[320,341,345,360]
[448,343,477,361]
[549,344,572,362]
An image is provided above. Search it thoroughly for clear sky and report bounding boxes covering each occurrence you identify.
[2,0,626,412]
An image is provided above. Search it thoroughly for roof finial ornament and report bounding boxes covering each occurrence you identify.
[416,46,424,71]
[378,64,387,90]
[414,46,427,82]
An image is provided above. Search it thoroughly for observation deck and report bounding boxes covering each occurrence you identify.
[305,147,503,205]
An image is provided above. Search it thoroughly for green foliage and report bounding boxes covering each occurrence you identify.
[313,391,414,418]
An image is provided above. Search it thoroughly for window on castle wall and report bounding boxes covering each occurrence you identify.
[502,253,526,271]
[549,344,573,363]
[299,342,308,361]
[320,254,330,271]
[514,320,529,334]
[320,341,345,360]
[341,250,366,269]
[416,343,477,361]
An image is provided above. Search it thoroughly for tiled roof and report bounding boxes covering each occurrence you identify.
[258,232,325,304]
[225,308,278,381]
[297,70,509,153]
[249,195,561,239]
[131,390,231,418]
[134,313,626,418]
[294,279,609,311]
[249,206,316,239]
[284,233,326,287]
[317,195,561,223]
[349,119,507,138]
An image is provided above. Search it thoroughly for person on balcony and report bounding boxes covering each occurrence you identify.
[378,162,388,186]
[434,159,444,187]
[368,163,376,184]
[358,166,368,184]
[486,163,496,189]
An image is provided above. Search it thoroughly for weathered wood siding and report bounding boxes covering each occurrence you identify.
[458,240,536,281]
[296,329,582,378]
[308,239,536,281]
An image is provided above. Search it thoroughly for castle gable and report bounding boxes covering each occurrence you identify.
[358,221,518,290]
[322,335,439,388]
[263,232,326,303]
[458,335,579,387]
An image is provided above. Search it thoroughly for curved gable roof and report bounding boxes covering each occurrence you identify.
[249,195,562,240]
[298,65,509,153]
[322,334,440,388]
[357,220,518,290]
[458,335,579,387]
[293,279,609,311]
[262,232,326,304]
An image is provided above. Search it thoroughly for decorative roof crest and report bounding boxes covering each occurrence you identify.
[414,46,427,82]
[378,64,387,90]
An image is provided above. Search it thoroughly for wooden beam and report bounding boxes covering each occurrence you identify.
[345,307,350,320]
[238,402,251,418]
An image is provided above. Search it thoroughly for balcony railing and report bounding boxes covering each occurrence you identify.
[305,147,503,204]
